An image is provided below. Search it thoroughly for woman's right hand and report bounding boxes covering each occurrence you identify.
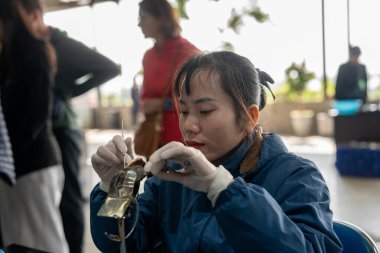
[91,135,134,192]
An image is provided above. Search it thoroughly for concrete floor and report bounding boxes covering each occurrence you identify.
[81,130,380,252]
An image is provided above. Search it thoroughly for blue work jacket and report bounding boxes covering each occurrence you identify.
[90,133,343,252]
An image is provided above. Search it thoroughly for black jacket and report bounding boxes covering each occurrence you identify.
[0,37,60,178]
[335,62,367,102]
[50,27,121,129]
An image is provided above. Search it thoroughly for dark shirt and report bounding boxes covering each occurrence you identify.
[0,40,60,178]
[50,27,121,129]
[335,62,367,102]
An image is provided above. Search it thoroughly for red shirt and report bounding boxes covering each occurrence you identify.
[141,37,200,144]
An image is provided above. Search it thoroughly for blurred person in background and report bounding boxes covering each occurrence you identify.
[131,72,141,126]
[335,45,368,103]
[0,0,68,252]
[136,0,200,151]
[15,1,121,252]
[50,26,120,253]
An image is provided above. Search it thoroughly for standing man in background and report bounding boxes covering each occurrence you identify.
[335,45,368,103]
[14,1,121,252]
[50,26,121,253]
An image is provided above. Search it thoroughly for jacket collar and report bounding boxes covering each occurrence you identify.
[218,135,253,176]
[220,133,288,178]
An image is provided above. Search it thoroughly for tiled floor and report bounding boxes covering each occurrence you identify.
[81,130,380,252]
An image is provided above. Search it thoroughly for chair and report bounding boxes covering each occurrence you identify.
[333,220,379,253]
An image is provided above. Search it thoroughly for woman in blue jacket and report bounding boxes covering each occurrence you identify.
[90,51,343,252]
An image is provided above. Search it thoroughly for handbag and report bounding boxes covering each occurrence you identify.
[133,111,163,158]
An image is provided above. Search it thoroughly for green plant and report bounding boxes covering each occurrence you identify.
[283,61,315,102]
[368,84,380,101]
[175,0,270,33]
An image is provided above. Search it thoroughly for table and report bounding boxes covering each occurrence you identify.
[334,110,380,177]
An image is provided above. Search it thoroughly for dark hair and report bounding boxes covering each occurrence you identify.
[0,0,50,85]
[139,0,181,38]
[173,51,274,128]
[349,46,361,58]
[0,0,15,43]
[18,0,42,12]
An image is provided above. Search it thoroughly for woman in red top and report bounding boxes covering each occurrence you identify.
[138,0,200,145]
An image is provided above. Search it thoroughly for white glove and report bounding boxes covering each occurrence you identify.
[144,141,233,206]
[91,135,134,192]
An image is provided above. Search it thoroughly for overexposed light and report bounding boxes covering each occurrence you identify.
[44,0,380,95]
[308,79,322,92]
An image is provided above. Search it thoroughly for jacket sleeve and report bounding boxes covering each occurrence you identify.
[90,184,120,253]
[53,32,121,98]
[90,179,162,253]
[213,163,342,253]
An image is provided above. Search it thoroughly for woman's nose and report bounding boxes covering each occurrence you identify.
[183,116,200,133]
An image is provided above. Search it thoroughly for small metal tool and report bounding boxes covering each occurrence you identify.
[97,119,146,253]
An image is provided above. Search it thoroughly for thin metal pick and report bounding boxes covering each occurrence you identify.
[122,119,127,169]
[121,119,127,253]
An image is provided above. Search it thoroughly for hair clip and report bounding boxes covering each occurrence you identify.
[256,68,276,100]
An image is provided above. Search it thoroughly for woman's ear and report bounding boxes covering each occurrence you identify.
[245,104,259,132]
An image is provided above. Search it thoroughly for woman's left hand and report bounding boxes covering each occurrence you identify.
[144,142,233,206]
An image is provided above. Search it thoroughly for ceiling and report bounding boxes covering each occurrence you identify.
[41,0,119,12]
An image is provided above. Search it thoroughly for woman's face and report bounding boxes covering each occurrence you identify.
[138,9,162,39]
[178,70,248,162]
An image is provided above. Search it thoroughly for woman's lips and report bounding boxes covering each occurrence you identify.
[185,141,205,149]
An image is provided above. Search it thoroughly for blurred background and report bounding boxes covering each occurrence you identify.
[42,0,380,131]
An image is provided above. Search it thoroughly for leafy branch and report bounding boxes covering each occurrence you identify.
[175,0,270,33]
[285,62,315,99]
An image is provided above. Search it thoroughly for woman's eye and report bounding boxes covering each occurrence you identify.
[180,111,189,116]
[200,110,212,115]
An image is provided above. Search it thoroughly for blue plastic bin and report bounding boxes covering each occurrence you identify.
[336,146,380,177]
[333,99,363,116]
